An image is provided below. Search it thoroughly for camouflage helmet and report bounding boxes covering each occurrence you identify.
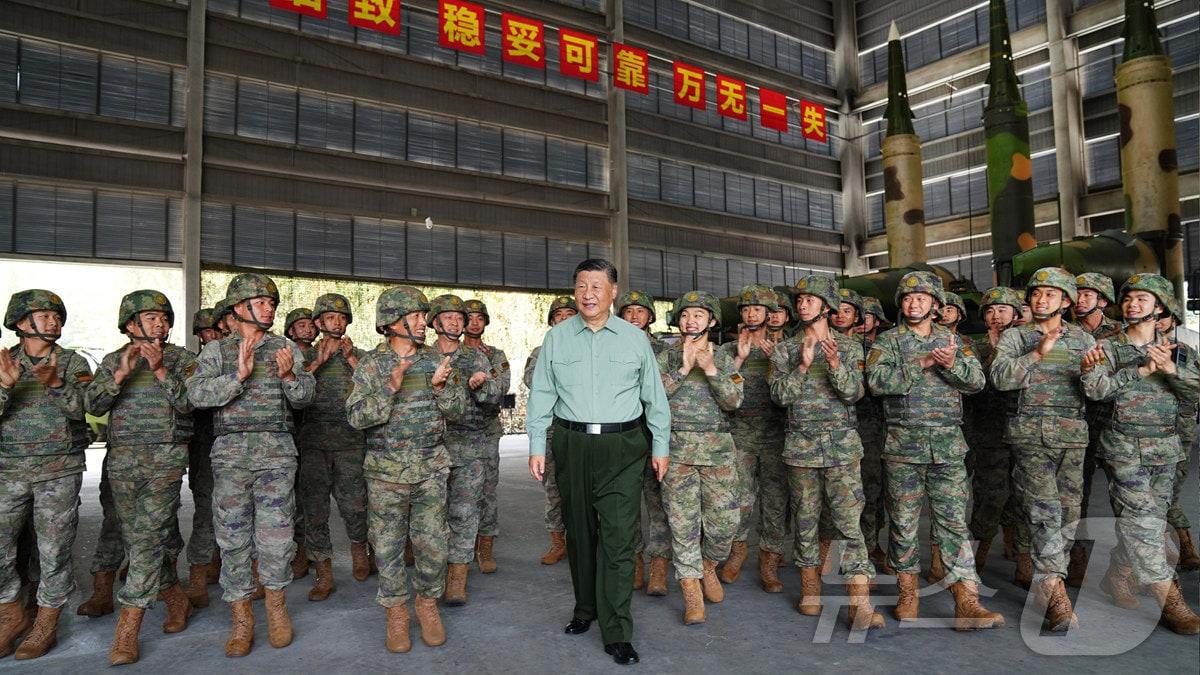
[192,308,217,335]
[212,297,231,323]
[1163,293,1184,325]
[1119,273,1174,315]
[772,290,795,320]
[463,299,490,326]
[1074,273,1116,305]
[1025,267,1077,304]
[117,289,174,333]
[942,292,966,319]
[284,308,313,336]
[979,286,1023,317]
[616,290,657,325]
[426,293,467,326]
[546,295,578,326]
[894,271,945,308]
[4,289,67,331]
[795,275,841,312]
[861,296,890,326]
[313,293,353,324]
[671,290,722,328]
[375,286,430,333]
[836,287,865,320]
[736,284,781,311]
[224,272,280,307]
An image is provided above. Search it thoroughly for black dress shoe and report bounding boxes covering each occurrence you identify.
[604,642,639,665]
[564,618,591,634]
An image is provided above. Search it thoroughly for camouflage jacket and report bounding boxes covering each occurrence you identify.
[1080,315,1121,341]
[523,345,542,390]
[303,343,366,426]
[85,343,196,447]
[991,322,1095,448]
[1082,331,1200,464]
[0,345,92,462]
[186,333,315,438]
[855,335,885,441]
[440,343,503,462]
[346,343,467,483]
[770,331,866,467]
[963,336,1011,446]
[469,342,511,435]
[866,323,983,463]
[656,342,741,465]
[720,340,785,422]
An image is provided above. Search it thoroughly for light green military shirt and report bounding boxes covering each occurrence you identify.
[526,313,671,457]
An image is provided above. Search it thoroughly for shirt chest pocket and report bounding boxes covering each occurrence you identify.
[550,356,585,387]
[608,353,641,388]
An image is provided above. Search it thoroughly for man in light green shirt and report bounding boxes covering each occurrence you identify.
[526,259,670,666]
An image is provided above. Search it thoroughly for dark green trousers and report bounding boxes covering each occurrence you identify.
[553,425,647,644]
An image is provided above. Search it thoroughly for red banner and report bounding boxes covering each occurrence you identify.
[612,43,649,94]
[760,88,789,132]
[673,61,706,110]
[558,28,599,82]
[800,100,827,142]
[349,0,400,35]
[270,0,327,18]
[501,13,545,69]
[716,75,747,120]
[439,0,486,55]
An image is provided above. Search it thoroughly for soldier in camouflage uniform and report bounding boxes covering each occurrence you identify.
[84,290,197,664]
[657,291,742,625]
[525,296,577,566]
[856,296,890,568]
[767,291,793,342]
[346,286,466,652]
[0,290,92,659]
[939,292,965,332]
[1158,296,1200,570]
[427,294,500,606]
[284,308,317,351]
[770,276,884,630]
[185,308,223,608]
[462,300,510,575]
[991,268,1093,631]
[617,290,670,594]
[76,447,126,618]
[866,272,1002,630]
[284,306,315,574]
[718,285,789,593]
[830,287,865,336]
[1082,273,1200,635]
[298,294,370,602]
[186,273,315,657]
[922,290,967,582]
[965,287,1023,575]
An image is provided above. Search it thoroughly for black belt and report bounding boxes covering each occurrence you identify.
[554,418,641,435]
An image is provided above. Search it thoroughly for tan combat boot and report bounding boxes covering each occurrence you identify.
[1149,579,1200,635]
[846,576,885,630]
[974,539,992,576]
[926,544,946,584]
[351,542,371,582]
[444,563,469,606]
[186,563,210,608]
[719,541,748,584]
[250,559,265,601]
[414,595,446,646]
[290,543,309,580]
[0,601,31,658]
[224,599,254,657]
[646,556,669,596]
[1037,577,1078,632]
[1002,526,1016,561]
[1176,528,1200,571]
[159,583,192,633]
[758,550,784,593]
[207,550,222,585]
[632,552,645,590]
[1100,562,1140,609]
[308,559,336,602]
[950,580,1004,631]
[1013,552,1032,590]
[475,535,497,574]
[701,559,724,603]
[540,531,567,565]
[264,588,293,648]
[77,570,116,617]
[386,604,411,653]
[797,567,822,616]
[14,606,61,660]
[818,539,832,572]
[679,578,705,625]
[1065,544,1088,588]
[109,606,145,666]
[895,572,919,621]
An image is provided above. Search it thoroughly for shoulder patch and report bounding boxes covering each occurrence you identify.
[75,373,93,383]
[857,359,865,371]
[961,346,974,358]
[185,362,198,378]
[867,348,881,366]
[731,373,744,384]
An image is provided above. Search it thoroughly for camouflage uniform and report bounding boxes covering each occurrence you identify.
[866,275,986,584]
[525,295,578,535]
[657,292,743,580]
[1081,274,1199,586]
[285,308,313,553]
[187,310,218,568]
[185,274,316,602]
[84,290,195,608]
[1073,274,1122,524]
[0,290,91,609]
[346,286,468,607]
[991,270,1095,583]
[298,295,368,564]
[462,301,511,541]
[858,297,890,555]
[770,277,873,579]
[1166,295,1198,532]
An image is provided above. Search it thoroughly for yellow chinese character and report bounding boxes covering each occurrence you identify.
[803,106,826,137]
[353,0,396,27]
[291,0,324,9]
[506,19,542,62]
[718,79,745,116]
[615,49,646,90]
[677,68,703,103]
[562,33,595,74]
[443,2,482,48]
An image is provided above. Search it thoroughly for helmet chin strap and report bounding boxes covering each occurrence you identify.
[463,329,484,338]
[742,321,765,331]
[319,328,345,339]
[16,314,60,343]
[1074,305,1099,319]
[384,315,424,343]
[797,307,833,329]
[234,304,274,331]
[129,315,168,344]
[903,310,934,325]
[1031,306,1067,321]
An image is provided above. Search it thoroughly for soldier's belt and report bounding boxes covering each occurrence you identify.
[555,418,641,434]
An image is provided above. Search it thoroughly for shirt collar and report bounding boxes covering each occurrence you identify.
[570,312,617,335]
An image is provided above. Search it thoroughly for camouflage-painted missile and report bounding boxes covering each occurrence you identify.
[881,21,927,269]
[984,0,1036,287]
[1117,0,1184,304]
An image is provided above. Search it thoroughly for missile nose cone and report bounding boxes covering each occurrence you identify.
[888,21,901,43]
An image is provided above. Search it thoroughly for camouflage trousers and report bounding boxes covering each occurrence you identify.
[212,463,297,603]
[368,470,449,606]
[447,460,487,564]
[0,472,81,608]
[968,439,1012,542]
[1167,459,1191,530]
[885,460,979,584]
[633,458,672,559]
[542,430,564,532]
[186,438,217,566]
[93,458,183,575]
[298,423,369,561]
[1106,459,1177,585]
[1011,443,1083,581]
[789,463,873,579]
[859,428,886,553]
[110,456,185,608]
[729,430,790,554]
[477,438,502,537]
[661,462,738,579]
[293,468,305,548]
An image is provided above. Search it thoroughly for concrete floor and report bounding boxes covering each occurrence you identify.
[2,438,1198,674]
